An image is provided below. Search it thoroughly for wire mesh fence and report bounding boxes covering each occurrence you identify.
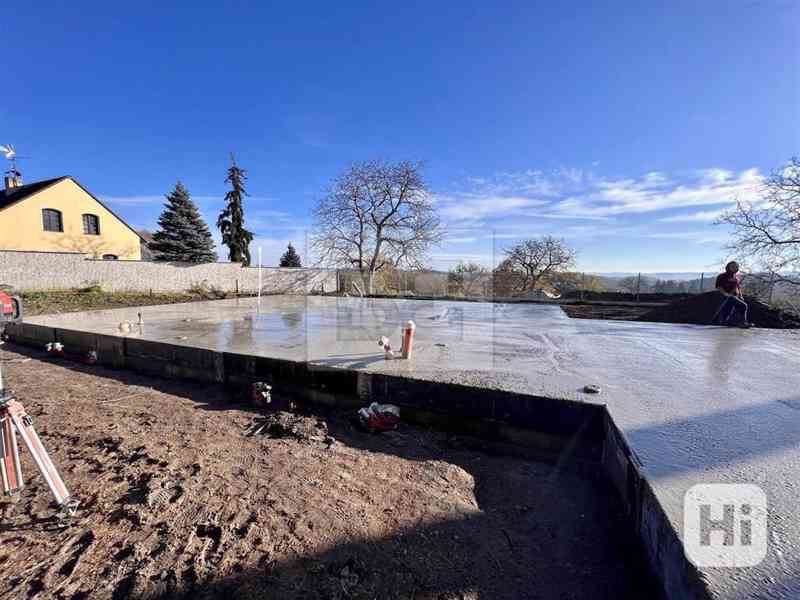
[334,268,798,313]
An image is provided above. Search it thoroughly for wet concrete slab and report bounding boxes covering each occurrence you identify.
[17,296,800,599]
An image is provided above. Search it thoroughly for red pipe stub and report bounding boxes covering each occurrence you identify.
[401,320,416,359]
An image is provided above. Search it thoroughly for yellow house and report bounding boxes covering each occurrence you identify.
[0,174,143,260]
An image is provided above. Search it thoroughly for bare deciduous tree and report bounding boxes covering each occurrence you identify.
[617,276,639,294]
[546,271,582,294]
[311,160,444,293]
[448,261,489,296]
[542,270,606,295]
[500,236,577,294]
[718,157,800,287]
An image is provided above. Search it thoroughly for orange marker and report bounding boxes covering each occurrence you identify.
[401,320,416,359]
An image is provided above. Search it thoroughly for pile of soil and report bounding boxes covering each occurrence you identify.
[18,290,221,317]
[561,303,655,321]
[0,344,660,600]
[638,292,800,329]
[563,290,693,303]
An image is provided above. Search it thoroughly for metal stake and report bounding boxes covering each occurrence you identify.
[258,246,263,311]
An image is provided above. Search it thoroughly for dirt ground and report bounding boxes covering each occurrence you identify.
[638,292,800,329]
[17,290,236,318]
[562,290,693,303]
[560,303,655,321]
[0,344,660,600]
[561,293,800,329]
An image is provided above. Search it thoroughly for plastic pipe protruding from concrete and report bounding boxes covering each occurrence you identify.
[401,320,416,359]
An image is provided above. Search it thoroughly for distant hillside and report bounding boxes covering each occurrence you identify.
[591,272,715,281]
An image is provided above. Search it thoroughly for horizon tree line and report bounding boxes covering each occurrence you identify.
[145,154,799,304]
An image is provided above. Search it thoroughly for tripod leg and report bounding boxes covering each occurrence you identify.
[0,414,24,496]
[7,401,72,506]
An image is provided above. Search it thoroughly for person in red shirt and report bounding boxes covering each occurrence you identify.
[713,261,750,327]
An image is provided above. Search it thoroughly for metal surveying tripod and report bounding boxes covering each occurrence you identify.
[0,345,78,517]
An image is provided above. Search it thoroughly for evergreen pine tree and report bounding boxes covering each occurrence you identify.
[217,154,254,266]
[279,243,302,268]
[150,182,217,263]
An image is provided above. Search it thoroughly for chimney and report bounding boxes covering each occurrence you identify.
[4,172,22,191]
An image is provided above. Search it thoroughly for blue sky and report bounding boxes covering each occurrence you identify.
[2,1,797,272]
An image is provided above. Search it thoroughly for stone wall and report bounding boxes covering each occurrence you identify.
[0,250,338,294]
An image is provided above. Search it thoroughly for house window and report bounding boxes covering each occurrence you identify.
[82,214,100,235]
[42,209,63,232]
[102,254,118,260]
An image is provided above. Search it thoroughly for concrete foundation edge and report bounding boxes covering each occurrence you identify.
[601,413,711,599]
[4,321,712,599]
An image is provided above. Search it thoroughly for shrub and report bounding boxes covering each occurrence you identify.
[79,283,104,294]
[188,281,227,299]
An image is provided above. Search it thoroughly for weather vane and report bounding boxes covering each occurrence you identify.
[0,144,21,176]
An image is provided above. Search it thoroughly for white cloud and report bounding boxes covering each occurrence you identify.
[437,195,548,220]
[430,252,497,268]
[660,208,728,223]
[547,168,762,218]
[700,168,733,185]
[249,209,292,218]
[645,231,731,244]
[443,237,478,243]
[491,169,575,196]
[643,171,669,185]
[485,233,523,239]
[519,211,610,221]
[440,166,764,222]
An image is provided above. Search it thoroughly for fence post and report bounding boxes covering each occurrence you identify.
[636,272,641,303]
[768,272,776,304]
[257,247,262,309]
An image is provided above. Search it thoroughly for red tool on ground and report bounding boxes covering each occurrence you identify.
[0,343,78,518]
[0,289,22,332]
[357,402,401,432]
